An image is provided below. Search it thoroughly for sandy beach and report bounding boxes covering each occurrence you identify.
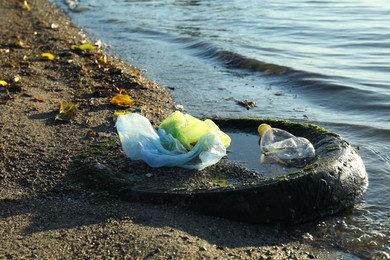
[0,0,344,258]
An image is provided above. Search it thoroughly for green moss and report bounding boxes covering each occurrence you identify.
[303,164,318,175]
[70,158,128,194]
[79,138,120,157]
[70,137,125,195]
[211,177,230,187]
[79,148,105,157]
[284,163,318,177]
[325,146,339,152]
[95,138,120,148]
[213,117,338,137]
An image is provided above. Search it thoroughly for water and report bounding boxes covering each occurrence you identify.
[53,0,389,258]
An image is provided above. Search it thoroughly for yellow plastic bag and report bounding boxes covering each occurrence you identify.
[158,111,231,151]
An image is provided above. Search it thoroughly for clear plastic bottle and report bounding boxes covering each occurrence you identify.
[258,123,316,167]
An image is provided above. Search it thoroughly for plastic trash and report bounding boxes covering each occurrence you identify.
[115,113,230,170]
[258,123,316,167]
[158,111,231,150]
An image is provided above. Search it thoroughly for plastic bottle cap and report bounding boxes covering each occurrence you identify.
[258,123,271,136]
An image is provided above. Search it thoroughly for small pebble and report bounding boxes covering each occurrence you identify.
[199,246,207,251]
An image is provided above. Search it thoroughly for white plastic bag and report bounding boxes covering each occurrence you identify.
[115,113,228,170]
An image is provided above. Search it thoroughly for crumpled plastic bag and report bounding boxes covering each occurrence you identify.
[159,111,231,150]
[115,113,230,170]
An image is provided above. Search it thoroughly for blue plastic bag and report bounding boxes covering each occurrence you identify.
[115,113,229,170]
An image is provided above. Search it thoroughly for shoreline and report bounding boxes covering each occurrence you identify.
[1,0,343,258]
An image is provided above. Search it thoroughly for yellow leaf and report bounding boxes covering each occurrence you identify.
[110,94,134,107]
[0,80,7,87]
[98,55,107,64]
[40,52,55,61]
[22,1,31,10]
[55,100,77,122]
[9,62,18,67]
[71,43,95,52]
[13,40,30,49]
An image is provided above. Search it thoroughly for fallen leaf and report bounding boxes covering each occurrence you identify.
[236,99,256,110]
[13,40,31,49]
[40,52,55,61]
[34,96,45,102]
[110,94,134,107]
[86,130,98,137]
[97,55,107,64]
[71,43,95,52]
[55,100,77,122]
[8,61,18,68]
[39,19,49,28]
[0,80,7,87]
[21,0,31,10]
